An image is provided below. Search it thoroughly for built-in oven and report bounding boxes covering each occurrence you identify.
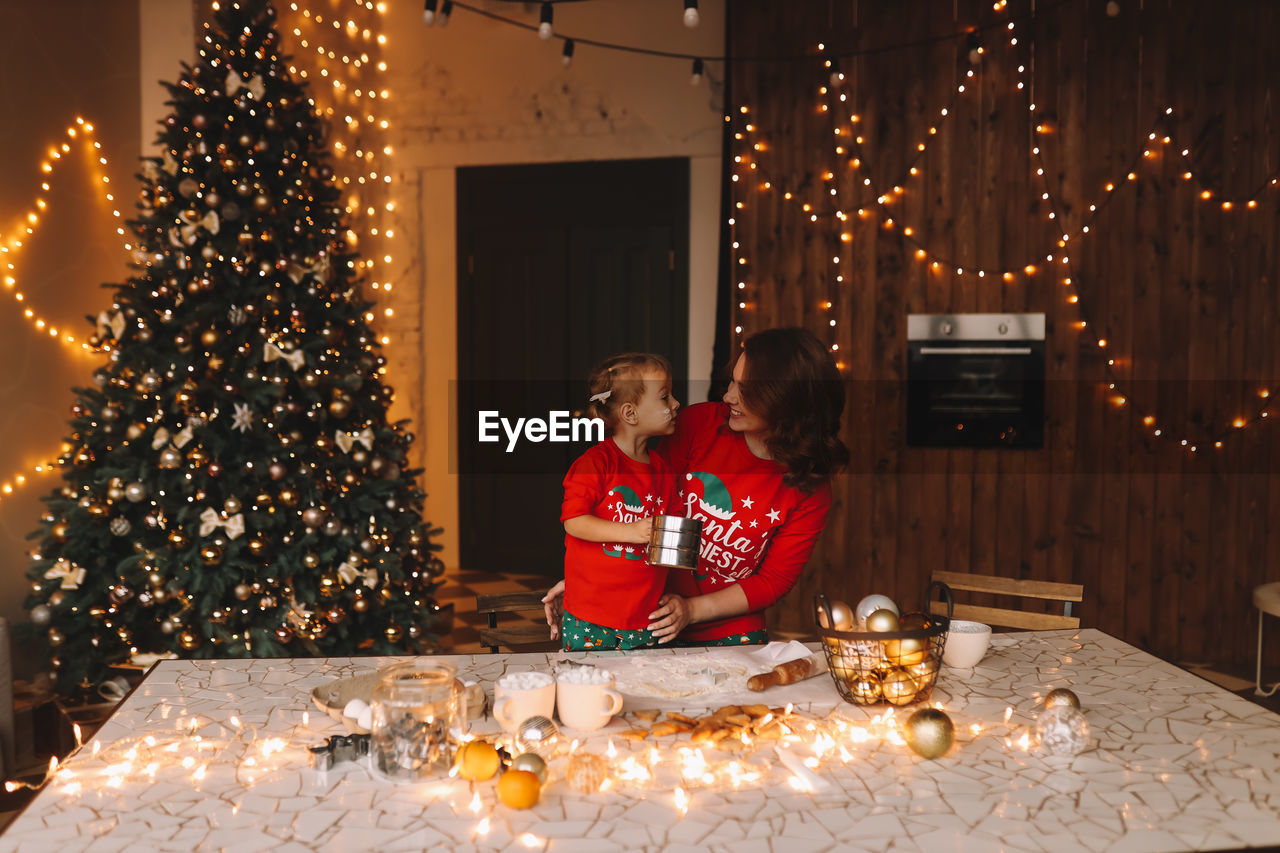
[906,313,1045,448]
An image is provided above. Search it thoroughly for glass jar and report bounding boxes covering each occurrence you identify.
[369,660,463,781]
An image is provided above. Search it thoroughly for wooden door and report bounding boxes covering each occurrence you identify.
[457,158,690,577]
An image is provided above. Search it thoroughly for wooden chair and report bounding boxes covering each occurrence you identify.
[930,570,1083,631]
[476,591,560,654]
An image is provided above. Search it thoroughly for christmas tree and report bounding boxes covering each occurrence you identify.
[24,0,446,694]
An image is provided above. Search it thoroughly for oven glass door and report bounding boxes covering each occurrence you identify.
[906,341,1045,448]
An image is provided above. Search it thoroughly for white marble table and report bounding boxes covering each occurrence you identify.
[3,629,1280,852]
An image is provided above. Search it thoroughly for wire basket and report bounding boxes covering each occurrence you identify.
[813,582,953,706]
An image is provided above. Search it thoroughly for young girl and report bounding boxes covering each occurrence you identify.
[559,353,679,651]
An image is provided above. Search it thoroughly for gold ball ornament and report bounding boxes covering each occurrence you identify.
[566,752,609,794]
[865,609,901,633]
[234,583,253,600]
[455,740,501,782]
[178,630,200,650]
[510,752,548,784]
[827,600,855,631]
[850,674,883,704]
[881,667,919,706]
[496,769,541,809]
[904,707,955,759]
[1043,688,1081,710]
[352,595,370,613]
[884,636,927,667]
[899,612,932,631]
[384,623,403,643]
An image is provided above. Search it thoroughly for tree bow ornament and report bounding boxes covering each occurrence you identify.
[338,560,380,588]
[45,559,86,590]
[96,310,126,341]
[199,507,246,540]
[263,341,305,370]
[151,427,171,450]
[335,428,375,453]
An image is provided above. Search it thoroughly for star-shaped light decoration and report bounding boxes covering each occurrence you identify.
[231,402,254,433]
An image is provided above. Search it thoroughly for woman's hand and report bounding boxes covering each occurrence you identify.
[647,593,693,644]
[542,580,565,641]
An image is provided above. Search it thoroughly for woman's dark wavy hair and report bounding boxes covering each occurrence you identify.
[734,328,849,492]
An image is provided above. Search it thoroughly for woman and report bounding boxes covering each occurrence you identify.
[545,327,849,645]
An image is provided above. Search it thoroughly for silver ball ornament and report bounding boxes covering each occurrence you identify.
[856,594,900,626]
[30,604,52,626]
[514,715,560,758]
[1035,706,1090,756]
[509,752,548,784]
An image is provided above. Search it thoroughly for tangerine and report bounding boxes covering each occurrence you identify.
[497,768,541,809]
[456,740,500,782]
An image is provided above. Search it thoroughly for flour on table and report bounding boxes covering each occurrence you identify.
[611,654,752,698]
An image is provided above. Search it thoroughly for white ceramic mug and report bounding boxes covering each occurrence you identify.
[942,620,993,668]
[556,668,623,732]
[493,671,556,733]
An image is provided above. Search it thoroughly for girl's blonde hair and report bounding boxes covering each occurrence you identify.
[586,352,672,434]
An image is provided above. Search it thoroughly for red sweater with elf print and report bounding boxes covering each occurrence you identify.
[561,439,676,630]
[658,402,832,642]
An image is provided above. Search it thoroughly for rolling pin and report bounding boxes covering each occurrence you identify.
[747,654,823,691]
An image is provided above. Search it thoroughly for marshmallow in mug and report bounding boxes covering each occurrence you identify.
[498,671,554,690]
[556,667,613,685]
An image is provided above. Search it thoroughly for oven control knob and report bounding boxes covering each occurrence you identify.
[998,322,1009,335]
[940,321,953,336]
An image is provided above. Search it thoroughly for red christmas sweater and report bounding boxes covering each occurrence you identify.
[658,402,832,642]
[561,439,676,630]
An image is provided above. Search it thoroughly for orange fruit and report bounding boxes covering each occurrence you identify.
[497,769,541,809]
[456,740,500,782]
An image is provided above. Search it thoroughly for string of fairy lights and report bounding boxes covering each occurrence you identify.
[727,6,1277,453]
[0,1,399,507]
[278,0,400,346]
[0,117,141,505]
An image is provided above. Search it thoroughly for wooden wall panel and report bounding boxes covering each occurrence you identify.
[736,0,1280,666]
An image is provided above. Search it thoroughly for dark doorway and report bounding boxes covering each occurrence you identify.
[457,158,690,578]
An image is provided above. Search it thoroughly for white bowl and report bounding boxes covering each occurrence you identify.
[942,620,992,668]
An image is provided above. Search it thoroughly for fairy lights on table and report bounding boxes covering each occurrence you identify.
[727,3,1276,453]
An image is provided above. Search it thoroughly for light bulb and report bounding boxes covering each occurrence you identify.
[562,38,575,67]
[683,0,700,27]
[538,3,553,39]
[421,0,437,25]
[690,57,703,86]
